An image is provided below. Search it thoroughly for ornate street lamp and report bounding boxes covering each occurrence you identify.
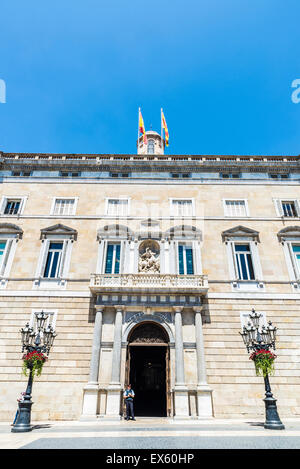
[239,309,285,430]
[11,311,57,433]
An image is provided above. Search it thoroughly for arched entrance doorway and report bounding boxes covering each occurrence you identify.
[125,322,170,417]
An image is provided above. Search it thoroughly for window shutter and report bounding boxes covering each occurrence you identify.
[0,239,12,276]
[59,240,68,277]
[105,244,114,274]
[274,199,283,216]
[178,245,184,274]
[40,240,50,277]
[114,244,121,274]
[295,200,300,217]
[185,247,194,274]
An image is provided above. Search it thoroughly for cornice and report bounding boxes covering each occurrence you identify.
[0,152,299,174]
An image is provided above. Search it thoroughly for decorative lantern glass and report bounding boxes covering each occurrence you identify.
[35,311,49,331]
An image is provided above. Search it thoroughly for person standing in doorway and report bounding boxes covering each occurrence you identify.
[123,384,135,421]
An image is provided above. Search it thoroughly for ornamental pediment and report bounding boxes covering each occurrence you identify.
[97,224,134,241]
[221,225,260,242]
[40,223,77,240]
[0,223,23,239]
[277,225,300,241]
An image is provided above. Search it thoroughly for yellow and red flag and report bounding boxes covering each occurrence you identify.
[139,108,147,144]
[161,109,169,146]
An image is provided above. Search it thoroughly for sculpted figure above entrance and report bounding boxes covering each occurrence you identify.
[138,240,160,273]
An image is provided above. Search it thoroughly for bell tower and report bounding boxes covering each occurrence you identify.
[137,131,165,155]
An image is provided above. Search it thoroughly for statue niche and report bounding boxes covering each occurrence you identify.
[138,239,160,273]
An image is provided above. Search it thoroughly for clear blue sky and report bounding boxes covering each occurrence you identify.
[1,0,300,156]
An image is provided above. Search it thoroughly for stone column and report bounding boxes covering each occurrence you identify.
[81,306,104,420]
[194,307,213,418]
[105,306,124,419]
[173,307,189,419]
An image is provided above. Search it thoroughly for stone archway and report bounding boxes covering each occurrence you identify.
[125,322,171,417]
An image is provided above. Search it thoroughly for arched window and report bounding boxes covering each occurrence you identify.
[147,139,155,154]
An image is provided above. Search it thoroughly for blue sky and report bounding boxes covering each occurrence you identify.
[0,0,300,155]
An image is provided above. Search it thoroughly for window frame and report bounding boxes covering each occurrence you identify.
[169,198,195,217]
[50,197,78,216]
[234,243,255,281]
[105,197,130,217]
[223,199,249,217]
[104,242,121,274]
[0,196,27,216]
[147,139,155,154]
[222,227,264,291]
[178,243,195,275]
[273,198,300,218]
[34,225,77,289]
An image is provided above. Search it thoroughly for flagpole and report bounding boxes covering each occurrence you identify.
[137,107,140,150]
[161,108,163,150]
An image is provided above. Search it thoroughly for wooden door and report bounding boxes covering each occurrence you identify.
[123,346,131,417]
[166,346,171,417]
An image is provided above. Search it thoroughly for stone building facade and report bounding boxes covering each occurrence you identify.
[0,132,300,421]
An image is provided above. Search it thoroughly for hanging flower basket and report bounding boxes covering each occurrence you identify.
[22,351,48,379]
[249,349,277,378]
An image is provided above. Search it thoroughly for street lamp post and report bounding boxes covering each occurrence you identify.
[11,311,57,433]
[239,309,285,430]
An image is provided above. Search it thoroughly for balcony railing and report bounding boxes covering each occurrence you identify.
[90,273,208,293]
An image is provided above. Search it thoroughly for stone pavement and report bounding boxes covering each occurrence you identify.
[1,417,300,450]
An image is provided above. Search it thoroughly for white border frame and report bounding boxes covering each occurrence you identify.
[169,198,195,217]
[0,196,28,216]
[50,197,78,216]
[222,198,249,217]
[273,198,300,217]
[105,197,131,217]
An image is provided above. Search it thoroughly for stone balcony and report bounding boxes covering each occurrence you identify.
[90,273,209,295]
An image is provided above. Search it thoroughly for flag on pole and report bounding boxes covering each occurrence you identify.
[139,108,147,144]
[161,109,169,147]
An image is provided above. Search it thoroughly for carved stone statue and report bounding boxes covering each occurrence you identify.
[138,247,160,273]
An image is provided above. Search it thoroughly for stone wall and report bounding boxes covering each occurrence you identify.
[1,294,299,421]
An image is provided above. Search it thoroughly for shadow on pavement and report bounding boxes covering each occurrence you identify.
[31,424,52,430]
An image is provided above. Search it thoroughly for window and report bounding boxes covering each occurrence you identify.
[43,242,63,278]
[277,227,300,289]
[110,173,130,178]
[60,172,81,178]
[171,173,190,179]
[234,244,255,280]
[171,199,194,217]
[178,245,194,274]
[4,200,21,215]
[105,243,121,274]
[34,224,77,288]
[282,201,298,218]
[11,171,32,177]
[220,173,240,179]
[0,241,6,270]
[274,199,300,217]
[269,174,289,179]
[107,199,129,216]
[224,200,248,217]
[52,198,76,216]
[222,226,263,290]
[0,196,27,216]
[292,245,300,276]
[147,140,155,154]
[0,223,23,284]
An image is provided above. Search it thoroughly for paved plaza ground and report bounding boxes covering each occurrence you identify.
[1,417,300,450]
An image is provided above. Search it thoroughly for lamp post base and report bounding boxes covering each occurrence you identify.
[11,401,33,433]
[263,396,285,430]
